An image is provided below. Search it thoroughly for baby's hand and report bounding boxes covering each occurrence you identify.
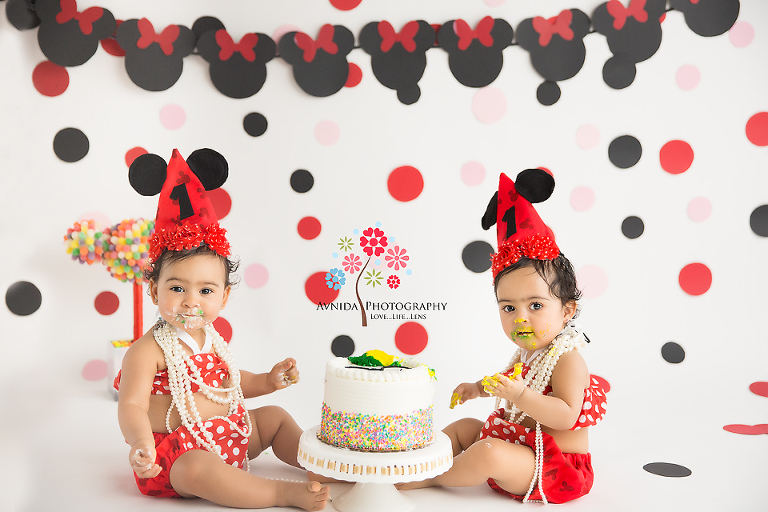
[484,373,526,402]
[269,358,300,391]
[129,444,161,479]
[450,382,482,408]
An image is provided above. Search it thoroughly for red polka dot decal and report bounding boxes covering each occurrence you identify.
[305,271,340,305]
[209,188,232,220]
[124,147,147,167]
[94,291,119,315]
[749,382,768,397]
[345,63,363,87]
[678,263,712,296]
[746,112,768,146]
[388,166,424,202]
[395,321,428,355]
[659,140,694,174]
[330,0,362,10]
[101,20,125,57]
[723,424,768,435]
[298,216,322,240]
[33,61,69,97]
[213,316,233,343]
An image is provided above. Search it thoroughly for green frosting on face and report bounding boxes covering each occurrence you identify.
[347,354,404,367]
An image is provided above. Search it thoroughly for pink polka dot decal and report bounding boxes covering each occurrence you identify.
[125,147,147,167]
[678,263,712,296]
[33,61,69,97]
[298,217,322,240]
[575,124,600,150]
[484,0,507,6]
[460,161,485,186]
[305,271,340,305]
[746,112,768,146]
[570,186,595,212]
[330,0,362,10]
[723,424,768,435]
[687,197,712,222]
[729,22,754,48]
[208,188,232,220]
[82,359,107,381]
[94,291,119,315]
[273,24,301,45]
[388,166,424,202]
[576,265,609,300]
[245,264,269,289]
[345,63,362,87]
[160,104,186,130]
[315,120,340,146]
[749,382,768,398]
[472,86,507,124]
[213,317,233,343]
[395,322,428,355]
[659,140,694,174]
[675,65,700,91]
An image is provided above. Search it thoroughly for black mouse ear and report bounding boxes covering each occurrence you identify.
[186,148,228,190]
[481,191,498,231]
[128,153,167,196]
[515,168,554,204]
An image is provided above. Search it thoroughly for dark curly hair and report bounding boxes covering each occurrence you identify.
[493,253,581,307]
[144,244,240,290]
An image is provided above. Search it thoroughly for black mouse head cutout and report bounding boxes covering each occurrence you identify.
[482,169,559,278]
[36,0,116,66]
[129,149,229,262]
[277,24,355,97]
[669,0,740,37]
[359,20,436,105]
[437,16,514,88]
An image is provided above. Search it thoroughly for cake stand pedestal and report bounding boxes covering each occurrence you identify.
[298,426,453,512]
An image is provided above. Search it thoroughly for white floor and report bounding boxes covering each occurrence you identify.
[4,382,766,512]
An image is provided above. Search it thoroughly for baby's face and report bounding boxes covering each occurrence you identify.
[151,254,230,332]
[496,266,574,352]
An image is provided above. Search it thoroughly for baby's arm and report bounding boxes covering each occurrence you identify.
[117,335,164,478]
[490,351,587,430]
[240,358,300,399]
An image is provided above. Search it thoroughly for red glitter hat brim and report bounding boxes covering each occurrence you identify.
[491,234,560,278]
[148,222,230,262]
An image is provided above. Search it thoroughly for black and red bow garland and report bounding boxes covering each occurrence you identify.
[8,0,741,105]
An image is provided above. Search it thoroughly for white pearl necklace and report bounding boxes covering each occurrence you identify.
[154,320,252,470]
[493,325,587,504]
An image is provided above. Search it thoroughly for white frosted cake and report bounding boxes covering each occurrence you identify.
[317,351,436,452]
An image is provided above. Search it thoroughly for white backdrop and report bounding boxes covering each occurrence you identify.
[1,1,767,510]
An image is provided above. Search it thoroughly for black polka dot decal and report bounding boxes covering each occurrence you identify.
[661,342,685,364]
[331,335,355,357]
[290,169,314,193]
[6,281,42,316]
[6,0,40,30]
[462,241,494,273]
[53,128,89,162]
[608,135,642,169]
[243,112,268,137]
[621,216,644,239]
[749,205,768,237]
[536,81,561,106]
[643,462,692,478]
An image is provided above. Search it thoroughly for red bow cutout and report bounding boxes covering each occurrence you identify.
[454,16,495,51]
[216,30,259,62]
[136,18,179,56]
[294,24,338,63]
[378,21,420,53]
[55,0,103,36]
[606,0,649,31]
[531,10,574,47]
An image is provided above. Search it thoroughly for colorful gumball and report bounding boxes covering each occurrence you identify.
[63,219,104,265]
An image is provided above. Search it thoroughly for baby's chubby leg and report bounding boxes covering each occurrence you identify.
[248,405,304,467]
[170,449,330,510]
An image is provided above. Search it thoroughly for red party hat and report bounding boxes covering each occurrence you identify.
[482,169,560,278]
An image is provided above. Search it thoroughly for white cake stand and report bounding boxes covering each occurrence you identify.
[298,426,453,512]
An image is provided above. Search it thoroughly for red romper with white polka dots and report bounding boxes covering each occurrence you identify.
[479,365,607,503]
[114,353,250,498]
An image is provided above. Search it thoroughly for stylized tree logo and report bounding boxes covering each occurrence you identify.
[327,223,411,326]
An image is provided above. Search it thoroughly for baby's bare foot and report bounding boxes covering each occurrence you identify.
[277,480,330,511]
[396,478,437,490]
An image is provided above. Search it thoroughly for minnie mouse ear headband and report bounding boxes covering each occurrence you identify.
[482,169,560,278]
[129,148,230,263]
